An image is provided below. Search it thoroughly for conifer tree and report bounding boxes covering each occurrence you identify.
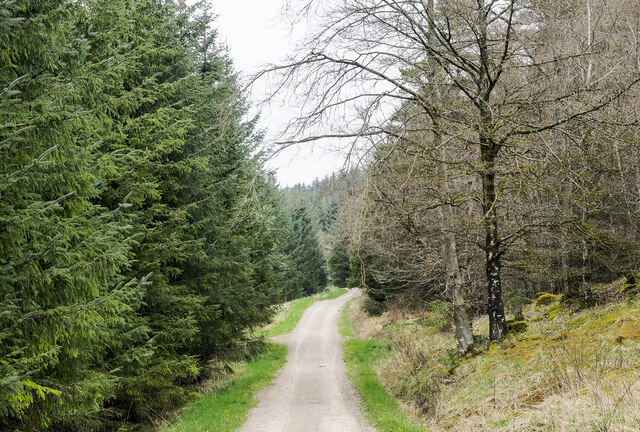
[0,0,144,428]
[328,240,351,287]
[2,0,299,429]
[288,206,328,295]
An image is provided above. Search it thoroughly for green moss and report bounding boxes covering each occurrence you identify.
[507,321,529,334]
[568,315,588,329]
[549,333,567,342]
[487,341,501,356]
[536,293,560,306]
[619,283,639,295]
[546,304,563,320]
[502,339,540,360]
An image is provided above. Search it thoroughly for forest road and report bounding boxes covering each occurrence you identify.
[237,289,375,432]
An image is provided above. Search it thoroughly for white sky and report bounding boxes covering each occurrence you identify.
[212,0,347,187]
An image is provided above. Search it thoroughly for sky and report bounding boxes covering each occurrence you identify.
[211,0,347,187]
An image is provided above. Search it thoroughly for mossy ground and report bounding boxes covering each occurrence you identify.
[348,289,640,431]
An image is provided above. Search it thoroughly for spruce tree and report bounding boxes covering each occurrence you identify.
[328,240,351,287]
[288,206,328,295]
[0,0,144,428]
[2,0,297,429]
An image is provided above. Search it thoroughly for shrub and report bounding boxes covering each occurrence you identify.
[364,298,386,316]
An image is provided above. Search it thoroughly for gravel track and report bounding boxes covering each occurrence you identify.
[238,289,374,432]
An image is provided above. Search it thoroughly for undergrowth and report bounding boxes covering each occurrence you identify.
[348,287,640,431]
[158,343,286,432]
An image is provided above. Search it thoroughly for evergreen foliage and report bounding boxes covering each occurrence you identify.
[328,240,351,288]
[285,205,328,296]
[0,0,317,429]
[1,0,143,427]
[282,174,355,293]
[284,178,344,236]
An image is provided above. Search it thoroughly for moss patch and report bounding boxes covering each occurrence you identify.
[507,321,529,334]
[536,293,560,306]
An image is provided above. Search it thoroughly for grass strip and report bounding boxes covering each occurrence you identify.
[161,288,347,432]
[263,288,348,338]
[339,302,426,432]
[160,343,287,432]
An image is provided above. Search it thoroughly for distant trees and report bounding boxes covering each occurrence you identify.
[328,239,351,287]
[265,0,640,349]
[281,175,357,291]
[288,206,328,295]
[0,0,324,430]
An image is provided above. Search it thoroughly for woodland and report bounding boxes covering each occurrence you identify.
[4,0,640,430]
[267,0,640,355]
[0,0,326,430]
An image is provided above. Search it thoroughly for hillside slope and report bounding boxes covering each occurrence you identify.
[347,288,640,431]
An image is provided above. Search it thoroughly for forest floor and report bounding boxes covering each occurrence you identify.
[345,285,640,432]
[238,288,374,432]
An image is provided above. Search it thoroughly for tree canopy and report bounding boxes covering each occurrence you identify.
[0,0,327,429]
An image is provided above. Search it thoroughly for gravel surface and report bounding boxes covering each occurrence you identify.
[238,289,374,432]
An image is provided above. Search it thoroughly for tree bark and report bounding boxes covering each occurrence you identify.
[426,0,475,353]
[476,0,507,342]
[480,139,507,342]
[439,202,475,354]
[435,138,475,355]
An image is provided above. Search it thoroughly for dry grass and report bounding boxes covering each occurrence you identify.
[350,292,640,431]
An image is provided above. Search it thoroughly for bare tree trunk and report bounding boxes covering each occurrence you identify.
[480,138,507,342]
[612,140,633,225]
[439,202,475,354]
[425,0,474,353]
[435,137,475,355]
[554,53,571,294]
[477,1,507,341]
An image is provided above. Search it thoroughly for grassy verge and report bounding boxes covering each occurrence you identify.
[159,343,286,432]
[339,301,426,432]
[263,287,348,338]
[160,288,347,432]
[347,289,640,431]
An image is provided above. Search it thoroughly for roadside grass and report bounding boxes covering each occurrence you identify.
[263,287,348,338]
[339,301,426,432]
[159,343,286,432]
[159,287,348,432]
[348,288,640,432]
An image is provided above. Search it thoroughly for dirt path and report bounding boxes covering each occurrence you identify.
[238,289,375,432]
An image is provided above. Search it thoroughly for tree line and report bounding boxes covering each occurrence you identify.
[266,0,640,355]
[282,176,354,289]
[0,0,326,430]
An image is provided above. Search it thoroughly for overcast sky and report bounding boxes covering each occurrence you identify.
[211,0,346,187]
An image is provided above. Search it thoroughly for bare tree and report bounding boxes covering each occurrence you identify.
[259,0,640,342]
